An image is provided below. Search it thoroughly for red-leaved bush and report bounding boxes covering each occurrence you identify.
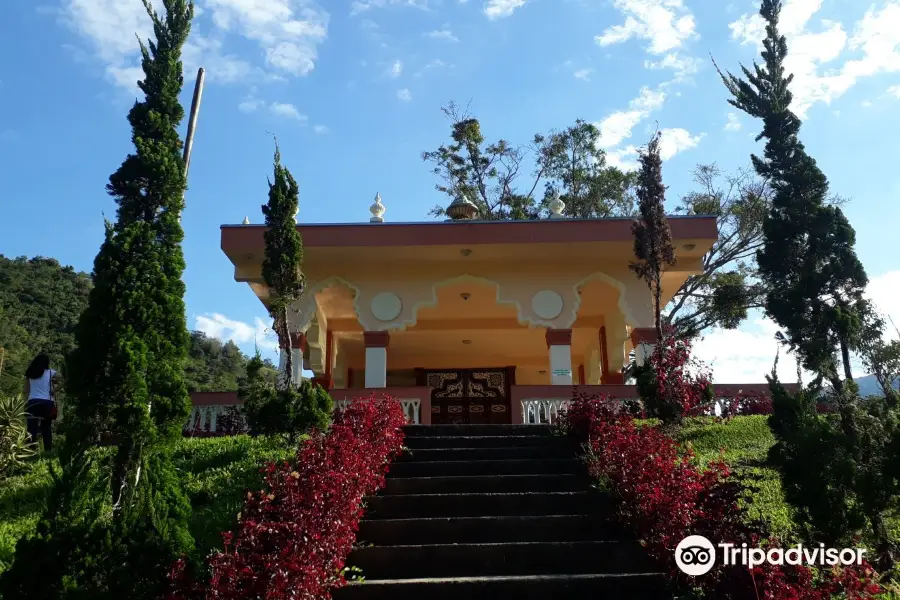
[560,394,883,599]
[638,329,715,422]
[167,394,407,599]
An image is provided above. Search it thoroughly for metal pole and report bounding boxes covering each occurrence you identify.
[182,67,205,181]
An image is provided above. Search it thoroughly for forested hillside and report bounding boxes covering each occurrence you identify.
[0,255,270,397]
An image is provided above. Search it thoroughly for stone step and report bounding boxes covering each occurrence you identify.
[347,540,653,580]
[383,474,588,495]
[333,573,669,600]
[404,424,554,437]
[405,435,570,449]
[356,514,626,546]
[363,492,607,520]
[398,446,573,462]
[388,458,580,478]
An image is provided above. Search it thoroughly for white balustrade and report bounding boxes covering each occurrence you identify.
[520,396,641,424]
[521,398,571,424]
[184,403,245,434]
[333,397,422,424]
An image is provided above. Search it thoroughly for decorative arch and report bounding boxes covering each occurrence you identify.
[394,274,536,332]
[570,272,638,327]
[288,276,362,333]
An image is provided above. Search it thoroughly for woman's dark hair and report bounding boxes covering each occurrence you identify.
[25,354,50,380]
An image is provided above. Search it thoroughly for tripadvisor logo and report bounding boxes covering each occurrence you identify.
[675,535,868,576]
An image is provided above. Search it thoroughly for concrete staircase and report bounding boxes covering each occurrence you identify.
[334,424,669,599]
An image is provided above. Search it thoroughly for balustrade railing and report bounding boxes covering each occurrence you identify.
[184,388,431,435]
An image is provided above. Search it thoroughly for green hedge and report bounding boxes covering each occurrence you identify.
[0,435,295,575]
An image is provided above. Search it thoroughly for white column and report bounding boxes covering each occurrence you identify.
[363,331,389,388]
[278,332,306,387]
[546,329,573,385]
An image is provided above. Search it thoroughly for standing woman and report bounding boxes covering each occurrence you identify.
[22,353,56,450]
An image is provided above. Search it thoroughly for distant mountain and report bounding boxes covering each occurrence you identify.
[855,374,900,397]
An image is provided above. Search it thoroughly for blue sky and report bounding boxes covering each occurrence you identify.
[1,0,899,382]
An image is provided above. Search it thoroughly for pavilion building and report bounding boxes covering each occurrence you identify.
[196,192,735,429]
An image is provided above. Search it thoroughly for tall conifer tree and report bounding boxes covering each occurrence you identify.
[716,0,869,392]
[630,132,675,343]
[261,143,305,385]
[0,2,196,597]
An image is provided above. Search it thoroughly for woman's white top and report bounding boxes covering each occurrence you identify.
[28,369,57,401]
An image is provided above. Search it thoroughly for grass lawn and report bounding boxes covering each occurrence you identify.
[0,434,295,575]
[673,415,799,542]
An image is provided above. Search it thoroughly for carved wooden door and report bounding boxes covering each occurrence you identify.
[425,369,510,425]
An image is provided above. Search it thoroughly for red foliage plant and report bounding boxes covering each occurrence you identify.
[167,394,408,600]
[639,329,715,421]
[559,394,882,599]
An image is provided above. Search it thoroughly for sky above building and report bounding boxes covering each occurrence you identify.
[1,0,898,383]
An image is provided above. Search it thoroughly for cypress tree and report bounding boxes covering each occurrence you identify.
[0,1,196,597]
[629,132,676,343]
[261,142,305,386]
[716,0,869,393]
[717,0,900,568]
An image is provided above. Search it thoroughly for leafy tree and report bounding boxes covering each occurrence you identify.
[629,132,675,343]
[423,102,540,220]
[0,1,197,598]
[534,119,637,218]
[261,143,305,386]
[422,105,768,340]
[856,307,900,406]
[718,0,899,569]
[666,165,769,338]
[184,331,276,392]
[0,255,91,399]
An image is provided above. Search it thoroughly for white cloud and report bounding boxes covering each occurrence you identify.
[724,112,742,132]
[888,84,900,98]
[387,59,403,78]
[484,0,527,20]
[596,86,667,149]
[602,127,702,170]
[595,0,697,55]
[195,313,278,353]
[414,59,451,77]
[693,317,800,384]
[205,0,328,77]
[643,52,700,79]
[350,0,428,16]
[426,27,459,42]
[728,1,900,118]
[658,127,704,159]
[397,88,412,101]
[313,124,330,134]
[58,0,328,90]
[238,97,264,112]
[270,102,307,120]
[694,269,900,383]
[573,68,594,81]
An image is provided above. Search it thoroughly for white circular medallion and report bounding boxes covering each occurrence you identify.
[531,290,564,320]
[371,292,402,322]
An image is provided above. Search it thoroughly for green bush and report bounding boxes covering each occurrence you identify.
[0,435,295,578]
[240,354,332,440]
[767,378,900,570]
[0,396,35,479]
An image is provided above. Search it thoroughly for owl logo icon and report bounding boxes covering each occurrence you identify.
[675,535,716,576]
